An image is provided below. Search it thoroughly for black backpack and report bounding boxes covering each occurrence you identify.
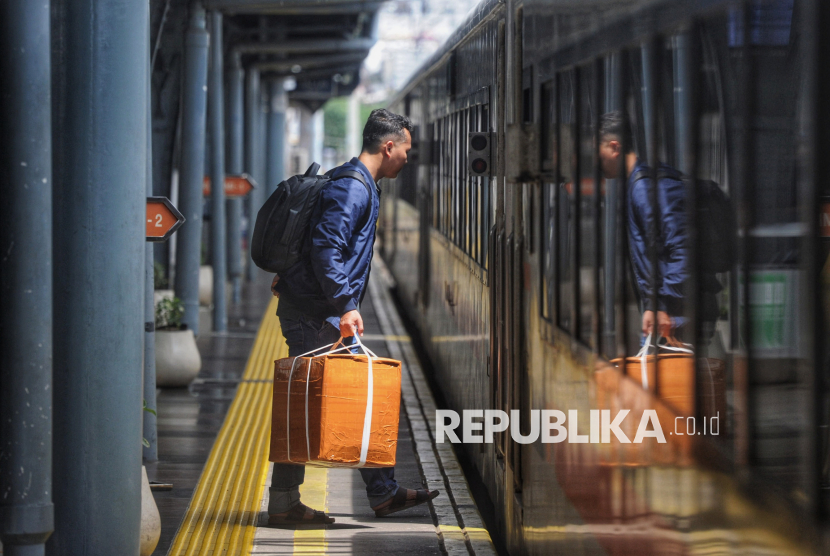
[251,162,370,274]
[631,168,735,274]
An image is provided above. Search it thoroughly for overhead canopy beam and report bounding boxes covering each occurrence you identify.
[253,52,367,72]
[205,0,384,14]
[288,90,344,100]
[234,37,375,54]
[226,24,357,40]
[261,65,361,81]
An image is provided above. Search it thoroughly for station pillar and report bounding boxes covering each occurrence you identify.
[267,78,287,198]
[174,2,209,335]
[49,0,149,553]
[0,1,55,554]
[245,67,261,281]
[143,35,158,463]
[208,11,227,331]
[226,52,244,303]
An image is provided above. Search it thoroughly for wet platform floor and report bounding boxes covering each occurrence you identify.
[147,262,495,556]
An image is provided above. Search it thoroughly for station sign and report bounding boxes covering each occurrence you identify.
[146,196,185,242]
[203,174,256,197]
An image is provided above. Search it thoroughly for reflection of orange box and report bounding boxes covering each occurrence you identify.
[269,353,401,467]
[612,355,727,426]
[613,354,695,416]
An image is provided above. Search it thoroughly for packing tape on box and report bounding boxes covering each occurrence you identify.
[285,335,379,466]
[635,333,693,389]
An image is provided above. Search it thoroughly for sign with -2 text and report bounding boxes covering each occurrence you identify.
[146,196,185,242]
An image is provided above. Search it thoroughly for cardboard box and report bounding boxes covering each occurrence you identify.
[269,353,401,467]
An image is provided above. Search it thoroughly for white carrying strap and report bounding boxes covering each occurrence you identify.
[636,333,694,389]
[285,335,378,466]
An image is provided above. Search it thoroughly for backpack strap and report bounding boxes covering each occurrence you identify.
[325,166,374,228]
[328,168,372,200]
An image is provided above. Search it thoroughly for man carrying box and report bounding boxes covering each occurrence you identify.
[268,109,439,527]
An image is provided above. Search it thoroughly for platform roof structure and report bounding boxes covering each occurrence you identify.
[210,0,383,111]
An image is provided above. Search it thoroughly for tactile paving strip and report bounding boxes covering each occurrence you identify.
[167,297,284,556]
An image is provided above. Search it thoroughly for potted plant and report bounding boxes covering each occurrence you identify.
[154,297,201,387]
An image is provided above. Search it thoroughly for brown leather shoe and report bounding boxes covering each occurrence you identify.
[373,488,440,517]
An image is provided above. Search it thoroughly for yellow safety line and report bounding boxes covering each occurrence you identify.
[168,297,285,556]
[292,467,329,555]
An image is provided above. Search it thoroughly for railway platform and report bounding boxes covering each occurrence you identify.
[146,261,496,556]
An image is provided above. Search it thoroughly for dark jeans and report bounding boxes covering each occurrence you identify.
[269,313,398,513]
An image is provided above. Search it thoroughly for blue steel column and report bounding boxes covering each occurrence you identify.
[245,67,261,281]
[175,3,210,335]
[259,84,270,199]
[209,11,227,331]
[143,36,158,462]
[674,33,691,175]
[50,0,148,553]
[0,1,54,554]
[267,78,287,198]
[226,52,244,303]
[640,43,655,165]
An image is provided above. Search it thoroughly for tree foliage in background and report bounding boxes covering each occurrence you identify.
[322,97,389,161]
[360,101,386,127]
[323,97,347,152]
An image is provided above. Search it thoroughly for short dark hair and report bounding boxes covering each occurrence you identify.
[361,108,413,154]
[600,110,634,154]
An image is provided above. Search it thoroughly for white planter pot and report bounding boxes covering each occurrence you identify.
[155,329,201,387]
[140,466,161,556]
[199,265,213,306]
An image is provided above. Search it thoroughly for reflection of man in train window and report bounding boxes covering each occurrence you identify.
[598,111,690,339]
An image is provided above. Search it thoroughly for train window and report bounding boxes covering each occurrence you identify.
[603,13,815,509]
[450,111,456,243]
[471,105,479,263]
[522,66,533,124]
[540,81,555,172]
[438,116,444,234]
[453,110,461,247]
[577,63,600,348]
[447,112,454,242]
[724,6,806,495]
[457,109,464,249]
[463,107,471,256]
[540,180,554,322]
[480,103,490,268]
[540,80,556,322]
[435,117,442,233]
[460,108,467,254]
[441,116,453,238]
[430,119,442,230]
[557,70,576,333]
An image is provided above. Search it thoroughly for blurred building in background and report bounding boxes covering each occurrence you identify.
[318,0,481,169]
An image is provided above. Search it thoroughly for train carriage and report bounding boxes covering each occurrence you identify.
[379,0,830,554]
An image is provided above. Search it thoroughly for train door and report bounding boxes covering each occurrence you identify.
[488,6,529,511]
[489,16,508,470]
[489,228,515,468]
[417,120,433,309]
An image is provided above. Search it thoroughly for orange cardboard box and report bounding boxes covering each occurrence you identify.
[269,352,402,467]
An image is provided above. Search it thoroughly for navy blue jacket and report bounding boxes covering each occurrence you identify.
[275,158,380,328]
[627,160,688,316]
